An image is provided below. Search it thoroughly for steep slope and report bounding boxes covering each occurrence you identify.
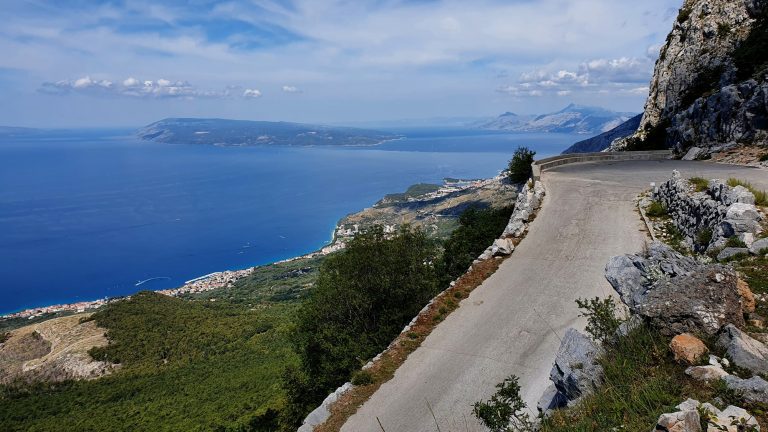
[562,114,642,153]
[612,0,768,161]
[136,118,400,147]
[479,104,635,135]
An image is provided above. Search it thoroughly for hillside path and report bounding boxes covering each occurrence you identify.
[341,160,768,432]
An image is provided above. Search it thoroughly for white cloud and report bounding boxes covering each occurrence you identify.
[243,88,262,98]
[497,55,654,98]
[282,85,302,93]
[40,76,238,99]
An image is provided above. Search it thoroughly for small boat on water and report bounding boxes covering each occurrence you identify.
[135,276,171,287]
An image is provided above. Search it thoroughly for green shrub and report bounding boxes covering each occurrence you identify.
[725,237,747,248]
[688,177,709,192]
[645,200,668,217]
[285,226,440,427]
[759,153,768,162]
[733,12,768,81]
[717,23,731,38]
[0,332,9,344]
[677,6,692,23]
[350,370,374,386]
[473,375,533,432]
[439,205,513,285]
[696,228,714,248]
[507,147,536,184]
[576,297,623,345]
[727,178,767,206]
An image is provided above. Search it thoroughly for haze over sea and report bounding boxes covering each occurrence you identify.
[0,128,579,314]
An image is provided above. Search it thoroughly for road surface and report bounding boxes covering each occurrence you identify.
[340,160,768,432]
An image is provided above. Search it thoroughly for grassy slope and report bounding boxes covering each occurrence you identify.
[0,293,298,432]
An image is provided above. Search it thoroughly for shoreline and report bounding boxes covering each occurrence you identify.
[1,174,505,321]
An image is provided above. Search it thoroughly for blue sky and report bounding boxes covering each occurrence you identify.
[0,0,683,127]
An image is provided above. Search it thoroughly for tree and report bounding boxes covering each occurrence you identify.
[507,147,536,184]
[284,226,440,427]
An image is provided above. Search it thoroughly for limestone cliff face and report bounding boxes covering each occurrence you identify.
[612,0,768,159]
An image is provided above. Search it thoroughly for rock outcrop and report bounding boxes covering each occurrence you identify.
[606,242,747,336]
[717,324,768,375]
[544,329,604,410]
[652,171,763,251]
[654,399,760,432]
[611,0,768,161]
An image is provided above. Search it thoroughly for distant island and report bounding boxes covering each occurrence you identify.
[136,118,402,147]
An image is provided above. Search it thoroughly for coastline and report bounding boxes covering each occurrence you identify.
[1,173,509,321]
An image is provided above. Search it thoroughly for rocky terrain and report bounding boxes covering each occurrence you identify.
[611,0,768,164]
[0,314,116,384]
[535,171,768,430]
[649,170,765,252]
[136,118,400,147]
[478,104,636,135]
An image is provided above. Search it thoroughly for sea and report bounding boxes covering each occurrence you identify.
[0,127,581,314]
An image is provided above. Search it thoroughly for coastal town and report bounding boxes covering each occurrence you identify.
[1,175,510,322]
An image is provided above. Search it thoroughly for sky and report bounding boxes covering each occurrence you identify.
[0,0,684,128]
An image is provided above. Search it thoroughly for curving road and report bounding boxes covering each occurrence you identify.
[340,160,768,432]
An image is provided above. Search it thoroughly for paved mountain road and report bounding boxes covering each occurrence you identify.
[340,160,767,432]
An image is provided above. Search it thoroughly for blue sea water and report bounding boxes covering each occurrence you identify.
[0,128,580,314]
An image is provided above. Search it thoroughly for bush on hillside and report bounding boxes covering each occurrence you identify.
[576,297,624,345]
[439,205,514,285]
[473,375,533,432]
[507,147,536,184]
[283,226,440,427]
[645,200,668,217]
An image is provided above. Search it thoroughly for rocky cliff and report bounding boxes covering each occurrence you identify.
[611,0,768,162]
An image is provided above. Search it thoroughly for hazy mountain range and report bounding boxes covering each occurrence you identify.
[477,104,638,135]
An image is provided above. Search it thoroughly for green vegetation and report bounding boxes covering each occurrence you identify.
[282,226,441,428]
[645,200,668,217]
[725,236,748,248]
[717,22,731,38]
[0,292,297,431]
[508,146,536,184]
[473,375,533,432]
[680,65,724,108]
[185,256,324,304]
[575,297,623,344]
[350,370,374,386]
[759,153,768,162]
[381,183,441,204]
[0,332,9,344]
[540,323,715,431]
[696,228,713,248]
[736,255,768,319]
[625,119,671,151]
[733,10,768,81]
[727,178,767,206]
[677,6,692,23]
[689,176,709,192]
[439,205,514,285]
